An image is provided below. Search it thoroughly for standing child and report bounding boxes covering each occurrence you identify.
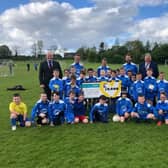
[49,69,63,98]
[64,75,81,98]
[64,91,76,124]
[132,73,145,102]
[9,93,30,131]
[89,95,109,123]
[144,68,157,105]
[31,93,50,126]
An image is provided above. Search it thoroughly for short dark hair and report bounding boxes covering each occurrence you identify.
[13,93,20,97]
[52,91,60,96]
[70,74,76,80]
[69,90,75,95]
[99,95,106,100]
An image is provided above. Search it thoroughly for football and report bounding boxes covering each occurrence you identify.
[112,115,120,122]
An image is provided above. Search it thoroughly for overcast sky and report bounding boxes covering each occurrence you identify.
[0,0,168,55]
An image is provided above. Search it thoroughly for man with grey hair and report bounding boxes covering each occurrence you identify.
[139,53,159,79]
[39,51,63,100]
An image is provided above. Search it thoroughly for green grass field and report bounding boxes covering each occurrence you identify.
[0,60,168,168]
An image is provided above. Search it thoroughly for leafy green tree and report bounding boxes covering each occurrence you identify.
[0,45,12,58]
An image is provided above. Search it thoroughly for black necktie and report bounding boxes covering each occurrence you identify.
[48,61,52,69]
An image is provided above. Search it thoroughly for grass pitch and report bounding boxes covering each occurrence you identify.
[0,60,168,168]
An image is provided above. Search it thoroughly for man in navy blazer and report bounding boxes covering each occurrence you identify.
[39,52,63,100]
[139,53,159,79]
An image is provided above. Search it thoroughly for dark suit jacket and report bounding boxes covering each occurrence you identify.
[139,61,159,79]
[39,60,63,86]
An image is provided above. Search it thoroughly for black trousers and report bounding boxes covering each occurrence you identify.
[43,85,51,100]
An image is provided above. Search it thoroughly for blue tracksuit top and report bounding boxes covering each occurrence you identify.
[48,100,65,121]
[116,97,132,116]
[89,103,109,122]
[144,76,157,100]
[74,99,86,116]
[64,82,81,98]
[70,62,84,77]
[49,77,63,92]
[31,99,50,121]
[132,80,145,101]
[64,97,76,122]
[123,62,138,75]
[157,80,168,99]
[85,76,97,83]
[77,77,87,88]
[108,77,120,82]
[118,75,131,89]
[156,100,168,114]
[133,102,154,116]
[62,76,71,87]
[97,76,109,82]
[97,65,110,77]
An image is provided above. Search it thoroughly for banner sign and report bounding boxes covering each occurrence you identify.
[82,81,121,98]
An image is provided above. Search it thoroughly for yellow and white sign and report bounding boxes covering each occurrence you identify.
[82,81,121,98]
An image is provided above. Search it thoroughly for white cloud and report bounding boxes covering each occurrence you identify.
[130,13,168,42]
[0,0,168,55]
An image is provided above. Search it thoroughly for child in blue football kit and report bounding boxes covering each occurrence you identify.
[89,95,109,123]
[97,69,108,82]
[74,92,88,124]
[62,69,71,87]
[49,69,63,98]
[85,68,97,82]
[64,91,76,124]
[49,92,65,126]
[64,75,81,98]
[131,95,155,122]
[132,73,145,102]
[157,72,168,99]
[155,92,168,126]
[31,93,50,125]
[76,70,86,88]
[144,68,157,105]
[118,67,131,92]
[115,92,133,122]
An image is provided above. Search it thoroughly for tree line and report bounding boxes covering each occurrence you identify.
[77,40,168,64]
[0,40,168,64]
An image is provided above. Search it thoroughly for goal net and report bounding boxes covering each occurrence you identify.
[0,59,14,77]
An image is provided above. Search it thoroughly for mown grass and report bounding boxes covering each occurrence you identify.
[0,60,168,168]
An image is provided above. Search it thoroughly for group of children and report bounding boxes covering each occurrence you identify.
[9,62,168,130]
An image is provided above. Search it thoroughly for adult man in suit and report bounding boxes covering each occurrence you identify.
[39,52,63,100]
[139,53,159,79]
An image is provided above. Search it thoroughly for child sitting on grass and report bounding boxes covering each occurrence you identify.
[89,95,109,123]
[31,93,50,126]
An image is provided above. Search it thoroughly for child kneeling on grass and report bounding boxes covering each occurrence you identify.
[89,95,109,123]
[155,92,168,126]
[113,91,133,123]
[131,94,155,122]
[31,93,50,126]
[74,92,88,124]
[9,93,31,131]
[49,92,65,126]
